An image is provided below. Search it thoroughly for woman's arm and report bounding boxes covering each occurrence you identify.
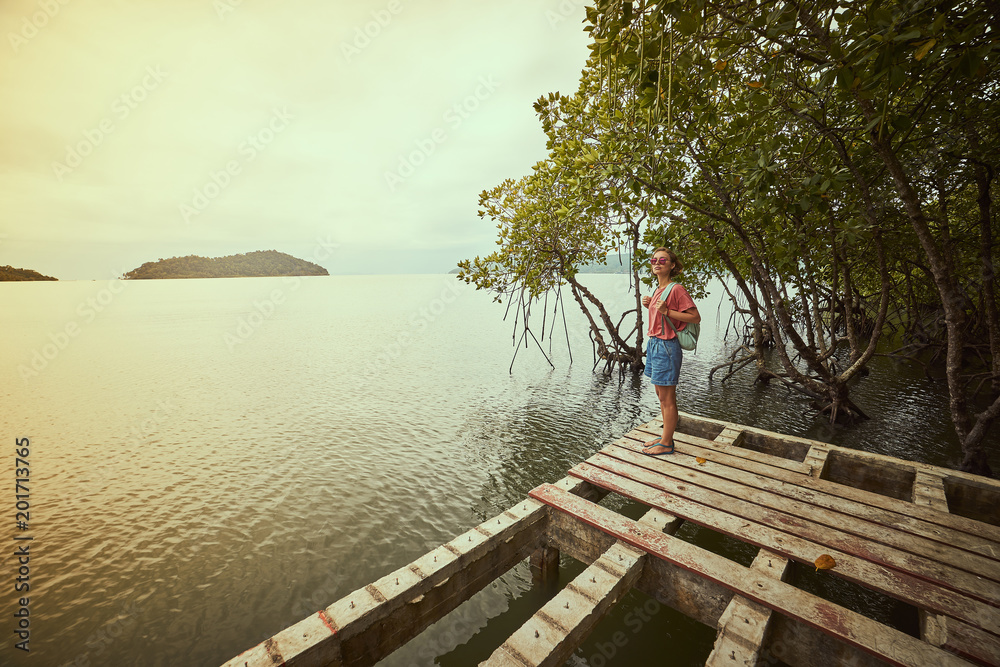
[657,303,701,323]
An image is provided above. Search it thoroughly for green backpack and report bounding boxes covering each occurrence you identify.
[657,283,700,352]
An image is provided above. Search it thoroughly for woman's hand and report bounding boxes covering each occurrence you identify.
[654,299,667,314]
[641,296,651,307]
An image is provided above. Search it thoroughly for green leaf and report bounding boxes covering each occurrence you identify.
[893,29,922,43]
[837,67,854,89]
[677,11,699,35]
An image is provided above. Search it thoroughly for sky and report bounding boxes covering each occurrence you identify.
[0,0,593,280]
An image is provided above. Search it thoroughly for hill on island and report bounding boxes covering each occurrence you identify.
[123,251,329,280]
[1,265,58,281]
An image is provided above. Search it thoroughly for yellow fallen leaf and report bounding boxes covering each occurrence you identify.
[814,554,836,572]
[696,457,707,465]
[914,38,936,61]
[714,60,727,71]
[747,81,764,88]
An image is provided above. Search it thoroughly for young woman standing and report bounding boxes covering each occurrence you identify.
[641,247,701,455]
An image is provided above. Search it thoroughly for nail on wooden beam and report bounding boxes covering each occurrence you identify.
[705,550,790,667]
[804,445,830,479]
[483,541,645,667]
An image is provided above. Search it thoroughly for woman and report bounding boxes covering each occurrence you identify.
[641,247,700,455]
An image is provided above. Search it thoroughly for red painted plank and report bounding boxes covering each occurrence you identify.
[628,425,1000,546]
[571,457,1000,609]
[596,445,1000,583]
[529,484,972,667]
[614,436,1000,564]
[566,462,1000,636]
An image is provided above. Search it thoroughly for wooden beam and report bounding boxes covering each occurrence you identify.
[220,477,601,667]
[914,471,950,513]
[589,447,1000,584]
[713,425,746,448]
[610,436,998,561]
[625,429,1000,548]
[804,445,831,479]
[546,506,733,628]
[674,411,998,490]
[912,472,1000,665]
[567,461,1000,635]
[483,541,646,666]
[530,546,559,588]
[634,422,812,476]
[706,549,791,667]
[529,483,973,667]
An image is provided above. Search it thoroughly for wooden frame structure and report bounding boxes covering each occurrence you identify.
[222,412,1000,666]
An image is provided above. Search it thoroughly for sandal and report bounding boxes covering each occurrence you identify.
[643,440,674,456]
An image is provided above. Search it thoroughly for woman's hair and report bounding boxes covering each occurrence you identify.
[651,247,683,277]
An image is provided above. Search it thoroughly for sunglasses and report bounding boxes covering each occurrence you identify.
[649,257,670,265]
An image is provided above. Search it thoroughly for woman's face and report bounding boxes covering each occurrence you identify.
[651,251,672,277]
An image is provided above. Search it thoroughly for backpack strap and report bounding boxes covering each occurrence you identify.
[654,283,681,336]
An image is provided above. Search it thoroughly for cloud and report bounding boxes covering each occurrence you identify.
[0,0,591,278]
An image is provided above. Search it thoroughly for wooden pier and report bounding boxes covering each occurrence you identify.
[222,412,1000,666]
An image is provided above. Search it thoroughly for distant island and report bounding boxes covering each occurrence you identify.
[123,250,329,280]
[1,265,57,281]
[576,254,630,274]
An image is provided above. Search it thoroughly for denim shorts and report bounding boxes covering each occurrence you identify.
[644,336,682,386]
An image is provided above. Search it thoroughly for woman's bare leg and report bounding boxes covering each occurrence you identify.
[644,384,677,454]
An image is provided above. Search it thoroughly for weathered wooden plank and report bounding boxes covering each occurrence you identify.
[483,541,645,667]
[567,462,1000,635]
[804,445,831,479]
[581,453,1000,603]
[913,472,1000,665]
[614,437,1000,563]
[714,426,746,448]
[923,613,1000,666]
[626,428,1000,549]
[221,499,547,667]
[631,423,813,476]
[529,483,973,667]
[546,508,734,628]
[675,411,996,489]
[915,471,951,513]
[594,445,1000,582]
[221,473,612,667]
[220,612,341,667]
[608,437,998,563]
[706,550,791,667]
[674,412,1000,535]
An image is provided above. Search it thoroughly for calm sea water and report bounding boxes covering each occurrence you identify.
[2,274,995,666]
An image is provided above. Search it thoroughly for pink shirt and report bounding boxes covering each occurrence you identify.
[648,283,696,340]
